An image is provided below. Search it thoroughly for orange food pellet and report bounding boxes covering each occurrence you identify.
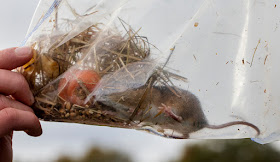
[58,69,100,106]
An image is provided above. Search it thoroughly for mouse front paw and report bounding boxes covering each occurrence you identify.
[158,103,183,122]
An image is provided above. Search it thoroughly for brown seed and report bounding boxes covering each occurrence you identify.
[88,110,94,115]
[86,110,92,116]
[66,102,71,110]
[70,112,76,118]
[59,108,66,114]
[65,113,70,118]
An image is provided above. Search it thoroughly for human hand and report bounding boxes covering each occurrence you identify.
[0,47,42,162]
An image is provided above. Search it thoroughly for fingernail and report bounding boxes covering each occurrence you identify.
[15,47,32,57]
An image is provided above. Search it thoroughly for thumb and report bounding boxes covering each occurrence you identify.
[0,47,33,70]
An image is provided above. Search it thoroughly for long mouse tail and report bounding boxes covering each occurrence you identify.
[206,121,260,136]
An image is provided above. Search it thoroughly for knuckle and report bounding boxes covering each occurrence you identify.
[1,108,17,122]
[14,73,29,90]
[0,48,16,69]
[15,73,27,84]
[0,95,7,108]
[0,49,8,61]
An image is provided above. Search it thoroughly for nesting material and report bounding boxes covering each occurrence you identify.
[19,21,152,128]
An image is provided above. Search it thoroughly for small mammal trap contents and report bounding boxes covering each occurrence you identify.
[19,1,262,140]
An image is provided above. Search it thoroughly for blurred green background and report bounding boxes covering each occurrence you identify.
[48,139,280,162]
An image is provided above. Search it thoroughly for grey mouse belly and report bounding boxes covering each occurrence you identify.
[98,85,208,138]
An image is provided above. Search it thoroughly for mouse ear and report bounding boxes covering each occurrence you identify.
[19,0,277,144]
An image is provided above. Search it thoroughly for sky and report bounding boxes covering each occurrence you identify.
[0,1,198,162]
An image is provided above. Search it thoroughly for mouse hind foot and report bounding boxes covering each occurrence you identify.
[136,128,189,139]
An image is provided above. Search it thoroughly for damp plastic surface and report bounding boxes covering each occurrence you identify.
[20,0,280,144]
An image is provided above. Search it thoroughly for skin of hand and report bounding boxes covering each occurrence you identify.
[0,47,42,162]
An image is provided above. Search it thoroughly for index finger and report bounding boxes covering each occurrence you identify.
[0,108,42,137]
[0,47,33,70]
[0,70,34,106]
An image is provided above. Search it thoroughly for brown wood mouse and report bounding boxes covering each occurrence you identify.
[98,85,260,139]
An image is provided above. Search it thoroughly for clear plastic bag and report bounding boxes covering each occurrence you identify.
[19,0,280,143]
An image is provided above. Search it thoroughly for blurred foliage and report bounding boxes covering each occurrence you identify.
[56,147,132,162]
[57,156,73,162]
[55,139,280,162]
[174,139,280,162]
